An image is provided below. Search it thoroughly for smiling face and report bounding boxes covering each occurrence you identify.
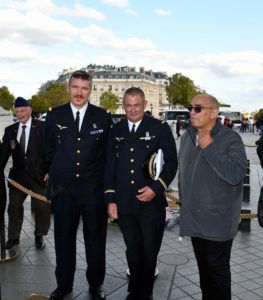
[124,94,147,123]
[190,95,219,131]
[15,107,32,124]
[68,77,91,109]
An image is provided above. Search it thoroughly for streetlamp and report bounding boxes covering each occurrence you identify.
[150,103,153,116]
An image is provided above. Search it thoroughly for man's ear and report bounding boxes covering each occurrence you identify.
[211,109,219,120]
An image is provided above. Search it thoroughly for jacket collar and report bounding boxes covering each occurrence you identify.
[187,117,222,141]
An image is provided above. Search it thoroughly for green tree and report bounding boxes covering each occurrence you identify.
[166,73,205,107]
[30,82,69,113]
[0,86,15,111]
[254,108,263,119]
[99,91,119,112]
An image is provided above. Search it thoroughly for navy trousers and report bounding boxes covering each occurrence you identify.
[118,208,166,297]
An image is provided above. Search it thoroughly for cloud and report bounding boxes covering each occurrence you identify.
[100,0,129,8]
[57,4,106,20]
[0,9,78,45]
[80,25,156,52]
[2,0,57,14]
[2,0,106,20]
[0,41,40,63]
[155,9,171,16]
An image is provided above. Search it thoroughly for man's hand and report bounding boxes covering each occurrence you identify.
[136,186,156,202]
[108,203,118,219]
[197,129,214,149]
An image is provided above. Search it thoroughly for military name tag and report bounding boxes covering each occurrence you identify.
[90,129,103,135]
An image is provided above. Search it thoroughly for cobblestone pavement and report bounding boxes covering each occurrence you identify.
[0,117,262,299]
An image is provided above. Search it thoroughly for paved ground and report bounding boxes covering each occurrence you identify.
[0,116,262,300]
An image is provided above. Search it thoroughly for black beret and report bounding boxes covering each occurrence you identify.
[14,97,30,108]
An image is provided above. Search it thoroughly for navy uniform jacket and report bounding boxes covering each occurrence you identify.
[0,119,47,188]
[45,102,112,205]
[0,142,7,216]
[104,115,178,214]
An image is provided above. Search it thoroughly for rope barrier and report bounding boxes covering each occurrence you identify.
[165,191,258,220]
[5,177,50,204]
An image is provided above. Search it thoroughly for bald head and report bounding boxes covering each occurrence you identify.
[189,94,219,131]
[192,94,219,110]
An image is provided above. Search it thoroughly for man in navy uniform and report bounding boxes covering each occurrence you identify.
[105,87,178,300]
[45,70,112,300]
[0,142,7,223]
[0,97,50,250]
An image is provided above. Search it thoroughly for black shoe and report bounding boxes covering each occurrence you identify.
[35,236,45,249]
[49,287,72,300]
[126,293,141,300]
[89,286,106,299]
[5,239,19,249]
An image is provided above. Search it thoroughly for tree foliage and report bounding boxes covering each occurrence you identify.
[30,82,69,113]
[99,91,119,113]
[166,73,205,107]
[0,86,15,111]
[254,108,263,119]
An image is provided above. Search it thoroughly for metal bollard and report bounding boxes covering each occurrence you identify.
[239,209,251,231]
[243,184,250,202]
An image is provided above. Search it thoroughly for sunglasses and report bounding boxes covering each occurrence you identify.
[187,105,216,113]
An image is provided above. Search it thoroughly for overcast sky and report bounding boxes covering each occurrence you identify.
[1,0,263,112]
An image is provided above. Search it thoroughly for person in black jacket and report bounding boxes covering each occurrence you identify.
[0,98,50,250]
[105,87,178,300]
[256,136,263,227]
[45,70,112,300]
[0,142,7,220]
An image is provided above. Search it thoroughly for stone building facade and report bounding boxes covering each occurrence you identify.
[56,64,170,117]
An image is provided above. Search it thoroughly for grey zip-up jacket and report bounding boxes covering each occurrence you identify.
[179,119,247,241]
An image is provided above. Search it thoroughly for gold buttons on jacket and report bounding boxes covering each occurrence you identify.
[130,147,134,152]
[76,162,80,166]
[76,174,80,178]
[130,170,134,174]
[131,180,135,184]
[77,138,81,142]
[77,150,80,154]
[130,159,135,163]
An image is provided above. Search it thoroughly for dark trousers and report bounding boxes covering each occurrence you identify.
[191,237,233,300]
[118,208,166,297]
[52,185,107,290]
[7,175,50,239]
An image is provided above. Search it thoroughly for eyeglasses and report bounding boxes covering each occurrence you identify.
[187,105,216,113]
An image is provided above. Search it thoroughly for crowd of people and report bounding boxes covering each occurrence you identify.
[0,70,262,300]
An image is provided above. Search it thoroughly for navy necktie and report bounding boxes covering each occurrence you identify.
[75,111,80,131]
[131,124,136,134]
[20,125,26,154]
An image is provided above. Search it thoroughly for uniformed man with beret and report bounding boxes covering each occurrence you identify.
[0,97,50,250]
[105,87,178,300]
[45,70,112,300]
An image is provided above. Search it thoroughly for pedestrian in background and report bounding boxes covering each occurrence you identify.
[179,94,247,300]
[256,136,263,227]
[45,70,112,300]
[105,87,178,300]
[176,116,182,138]
[0,97,50,250]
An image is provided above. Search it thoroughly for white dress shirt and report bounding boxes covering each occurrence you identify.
[70,102,88,131]
[128,119,142,133]
[17,117,32,153]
